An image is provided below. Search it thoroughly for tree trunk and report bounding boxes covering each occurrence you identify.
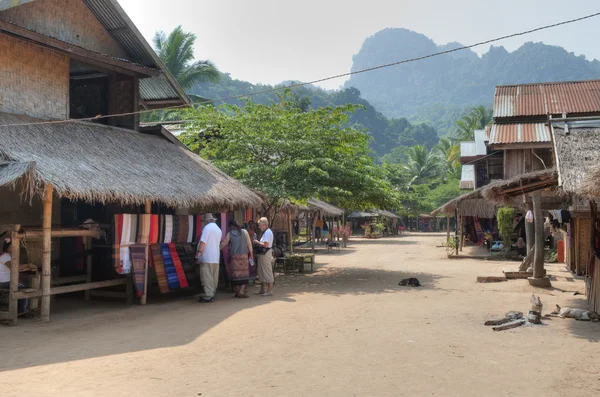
[532,191,545,279]
[40,185,54,323]
[588,200,597,275]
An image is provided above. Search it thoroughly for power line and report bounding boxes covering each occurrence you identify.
[1,11,600,128]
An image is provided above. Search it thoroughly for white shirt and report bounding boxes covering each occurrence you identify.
[0,252,11,283]
[198,222,222,264]
[260,228,274,249]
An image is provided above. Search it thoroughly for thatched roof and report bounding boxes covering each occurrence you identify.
[552,122,600,195]
[481,168,558,205]
[578,164,600,199]
[431,188,496,218]
[0,113,262,209]
[347,211,378,219]
[376,210,400,219]
[307,198,344,217]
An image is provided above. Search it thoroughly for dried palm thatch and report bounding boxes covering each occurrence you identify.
[579,164,600,199]
[376,210,400,219]
[307,198,344,217]
[0,112,262,209]
[552,124,600,195]
[481,168,558,205]
[431,188,484,216]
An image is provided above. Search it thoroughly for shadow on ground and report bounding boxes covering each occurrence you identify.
[0,241,446,372]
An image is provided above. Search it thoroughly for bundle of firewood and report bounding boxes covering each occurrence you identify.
[484,295,543,331]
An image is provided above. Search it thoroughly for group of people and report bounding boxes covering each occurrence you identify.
[196,214,275,304]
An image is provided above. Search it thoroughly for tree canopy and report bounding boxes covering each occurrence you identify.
[179,94,400,212]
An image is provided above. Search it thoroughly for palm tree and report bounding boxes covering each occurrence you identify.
[436,138,461,179]
[455,106,493,141]
[403,145,442,187]
[153,25,221,91]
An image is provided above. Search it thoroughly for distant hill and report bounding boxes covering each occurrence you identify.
[345,28,600,121]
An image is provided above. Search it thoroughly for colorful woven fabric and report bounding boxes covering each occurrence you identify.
[161,243,179,289]
[176,244,197,285]
[113,214,123,274]
[121,214,131,245]
[168,243,189,288]
[149,214,159,244]
[150,244,169,293]
[164,215,173,243]
[130,244,147,297]
[178,216,189,243]
[120,246,132,274]
[129,214,138,244]
[158,215,165,244]
[137,214,151,244]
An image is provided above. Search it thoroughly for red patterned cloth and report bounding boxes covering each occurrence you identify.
[168,243,189,288]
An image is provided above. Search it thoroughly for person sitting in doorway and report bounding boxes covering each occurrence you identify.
[0,237,31,314]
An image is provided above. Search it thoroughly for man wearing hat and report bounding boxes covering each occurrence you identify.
[196,213,222,303]
[254,217,274,296]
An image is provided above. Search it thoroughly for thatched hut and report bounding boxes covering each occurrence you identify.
[0,113,262,324]
[481,169,559,206]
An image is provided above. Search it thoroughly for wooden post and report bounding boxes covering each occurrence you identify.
[446,215,450,242]
[141,200,151,305]
[8,224,21,325]
[525,201,534,254]
[84,236,92,301]
[40,185,54,323]
[588,200,598,275]
[529,191,551,287]
[311,212,317,253]
[287,211,294,255]
[459,215,465,252]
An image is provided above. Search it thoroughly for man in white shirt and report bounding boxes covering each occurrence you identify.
[254,217,274,296]
[196,213,222,303]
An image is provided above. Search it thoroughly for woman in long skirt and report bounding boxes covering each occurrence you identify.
[220,219,253,298]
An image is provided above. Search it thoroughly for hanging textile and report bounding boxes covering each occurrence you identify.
[176,244,197,286]
[246,208,252,223]
[161,243,179,289]
[112,214,123,274]
[150,244,169,293]
[168,243,189,288]
[130,244,147,297]
[234,209,244,226]
[121,214,131,245]
[525,211,534,223]
[119,246,132,274]
[187,215,194,243]
[149,214,159,244]
[164,215,173,243]
[158,215,165,244]
[176,215,189,243]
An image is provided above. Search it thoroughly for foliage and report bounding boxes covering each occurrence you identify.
[403,145,442,186]
[446,236,458,256]
[436,138,461,179]
[497,207,515,245]
[455,106,493,141]
[153,25,221,91]
[180,93,400,213]
[361,222,385,238]
[545,250,558,263]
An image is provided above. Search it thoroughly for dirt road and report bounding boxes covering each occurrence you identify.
[1,233,599,396]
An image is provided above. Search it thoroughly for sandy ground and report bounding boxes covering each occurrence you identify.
[2,233,600,397]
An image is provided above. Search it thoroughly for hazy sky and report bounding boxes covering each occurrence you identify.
[119,0,600,90]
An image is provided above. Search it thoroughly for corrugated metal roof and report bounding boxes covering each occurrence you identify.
[460,141,476,158]
[488,123,550,145]
[494,80,600,118]
[460,164,475,190]
[140,76,181,101]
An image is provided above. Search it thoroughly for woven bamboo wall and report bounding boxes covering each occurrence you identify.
[576,218,591,276]
[0,34,69,119]
[0,0,127,58]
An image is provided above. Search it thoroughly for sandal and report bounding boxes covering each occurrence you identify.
[241,293,250,298]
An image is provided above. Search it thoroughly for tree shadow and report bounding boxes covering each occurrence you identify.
[0,264,445,372]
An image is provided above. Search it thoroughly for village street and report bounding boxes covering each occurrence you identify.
[1,233,599,397]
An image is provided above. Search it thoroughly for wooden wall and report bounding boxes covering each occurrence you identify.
[0,0,128,59]
[574,217,591,276]
[504,148,554,179]
[0,34,69,119]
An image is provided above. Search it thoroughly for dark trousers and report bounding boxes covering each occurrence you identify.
[0,282,29,313]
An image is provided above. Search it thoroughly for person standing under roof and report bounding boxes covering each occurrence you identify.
[254,217,275,296]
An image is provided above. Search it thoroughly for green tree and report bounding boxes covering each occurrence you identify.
[153,25,221,91]
[455,106,493,141]
[435,137,461,180]
[180,95,399,218]
[403,145,442,187]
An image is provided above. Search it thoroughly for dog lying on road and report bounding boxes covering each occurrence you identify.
[398,278,421,287]
[549,305,600,321]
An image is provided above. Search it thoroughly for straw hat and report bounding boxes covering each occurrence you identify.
[202,213,217,222]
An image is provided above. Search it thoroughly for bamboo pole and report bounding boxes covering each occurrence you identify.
[141,200,152,305]
[459,215,465,252]
[311,211,317,253]
[84,236,92,301]
[446,215,450,242]
[40,185,54,323]
[525,201,534,254]
[8,224,21,325]
[287,211,294,254]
